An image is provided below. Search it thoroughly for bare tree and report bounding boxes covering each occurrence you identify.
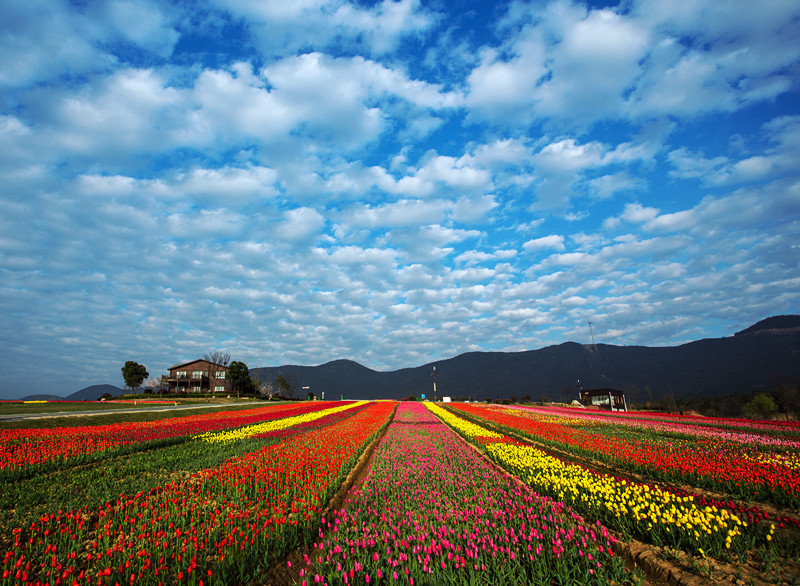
[143,377,164,394]
[259,379,273,399]
[286,373,299,399]
[204,351,231,394]
[624,384,639,409]
[665,389,678,412]
[204,351,231,366]
[773,377,800,421]
[276,373,299,399]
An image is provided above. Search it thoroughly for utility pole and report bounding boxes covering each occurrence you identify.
[432,366,437,402]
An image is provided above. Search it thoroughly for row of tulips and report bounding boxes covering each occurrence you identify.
[197,402,368,443]
[586,406,800,433]
[299,402,638,585]
[449,403,800,507]
[0,402,377,531]
[482,405,800,525]
[0,401,168,404]
[428,403,770,560]
[0,402,344,476]
[538,407,800,532]
[508,404,800,449]
[454,405,800,535]
[0,401,396,585]
[522,403,800,435]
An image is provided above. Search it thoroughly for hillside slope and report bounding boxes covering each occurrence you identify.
[252,317,800,402]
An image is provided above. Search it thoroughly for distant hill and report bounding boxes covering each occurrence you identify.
[251,316,800,402]
[20,394,65,401]
[20,385,129,402]
[66,384,124,401]
[734,315,800,336]
[23,385,123,402]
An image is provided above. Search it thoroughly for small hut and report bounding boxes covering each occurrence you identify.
[579,388,627,412]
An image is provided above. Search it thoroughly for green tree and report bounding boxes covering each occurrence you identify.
[275,373,299,398]
[228,361,252,397]
[121,361,148,394]
[743,393,778,420]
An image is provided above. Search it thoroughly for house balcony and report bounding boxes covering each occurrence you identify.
[167,373,230,394]
[168,374,208,382]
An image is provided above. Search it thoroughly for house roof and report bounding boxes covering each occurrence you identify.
[168,359,229,371]
[580,388,624,396]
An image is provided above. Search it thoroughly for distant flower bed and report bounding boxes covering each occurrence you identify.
[0,402,346,474]
[0,400,96,404]
[102,399,177,404]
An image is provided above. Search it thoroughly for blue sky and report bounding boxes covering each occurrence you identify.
[1,0,799,399]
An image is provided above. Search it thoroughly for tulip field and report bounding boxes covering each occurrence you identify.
[0,402,361,478]
[1,399,799,585]
[0,401,393,585]
[439,402,800,583]
[297,402,636,585]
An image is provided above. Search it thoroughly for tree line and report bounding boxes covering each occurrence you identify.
[630,381,800,421]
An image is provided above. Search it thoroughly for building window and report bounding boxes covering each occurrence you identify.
[216,371,226,379]
[192,385,201,393]
[176,371,187,377]
[215,386,225,392]
[192,371,203,379]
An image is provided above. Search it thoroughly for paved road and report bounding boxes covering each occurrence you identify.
[0,402,239,422]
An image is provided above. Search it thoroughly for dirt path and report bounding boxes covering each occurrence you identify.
[255,411,393,585]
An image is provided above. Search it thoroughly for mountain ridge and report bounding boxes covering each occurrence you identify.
[734,315,800,336]
[24,316,800,402]
[20,384,123,402]
[251,316,800,402]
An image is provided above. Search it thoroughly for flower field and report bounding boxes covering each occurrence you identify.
[448,402,800,508]
[430,404,749,555]
[2,398,799,585]
[298,403,638,585]
[0,401,394,585]
[0,402,344,478]
[438,402,800,583]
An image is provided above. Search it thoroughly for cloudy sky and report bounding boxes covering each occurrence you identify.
[1,0,799,399]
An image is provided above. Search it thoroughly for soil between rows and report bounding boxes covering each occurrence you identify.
[256,411,392,585]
